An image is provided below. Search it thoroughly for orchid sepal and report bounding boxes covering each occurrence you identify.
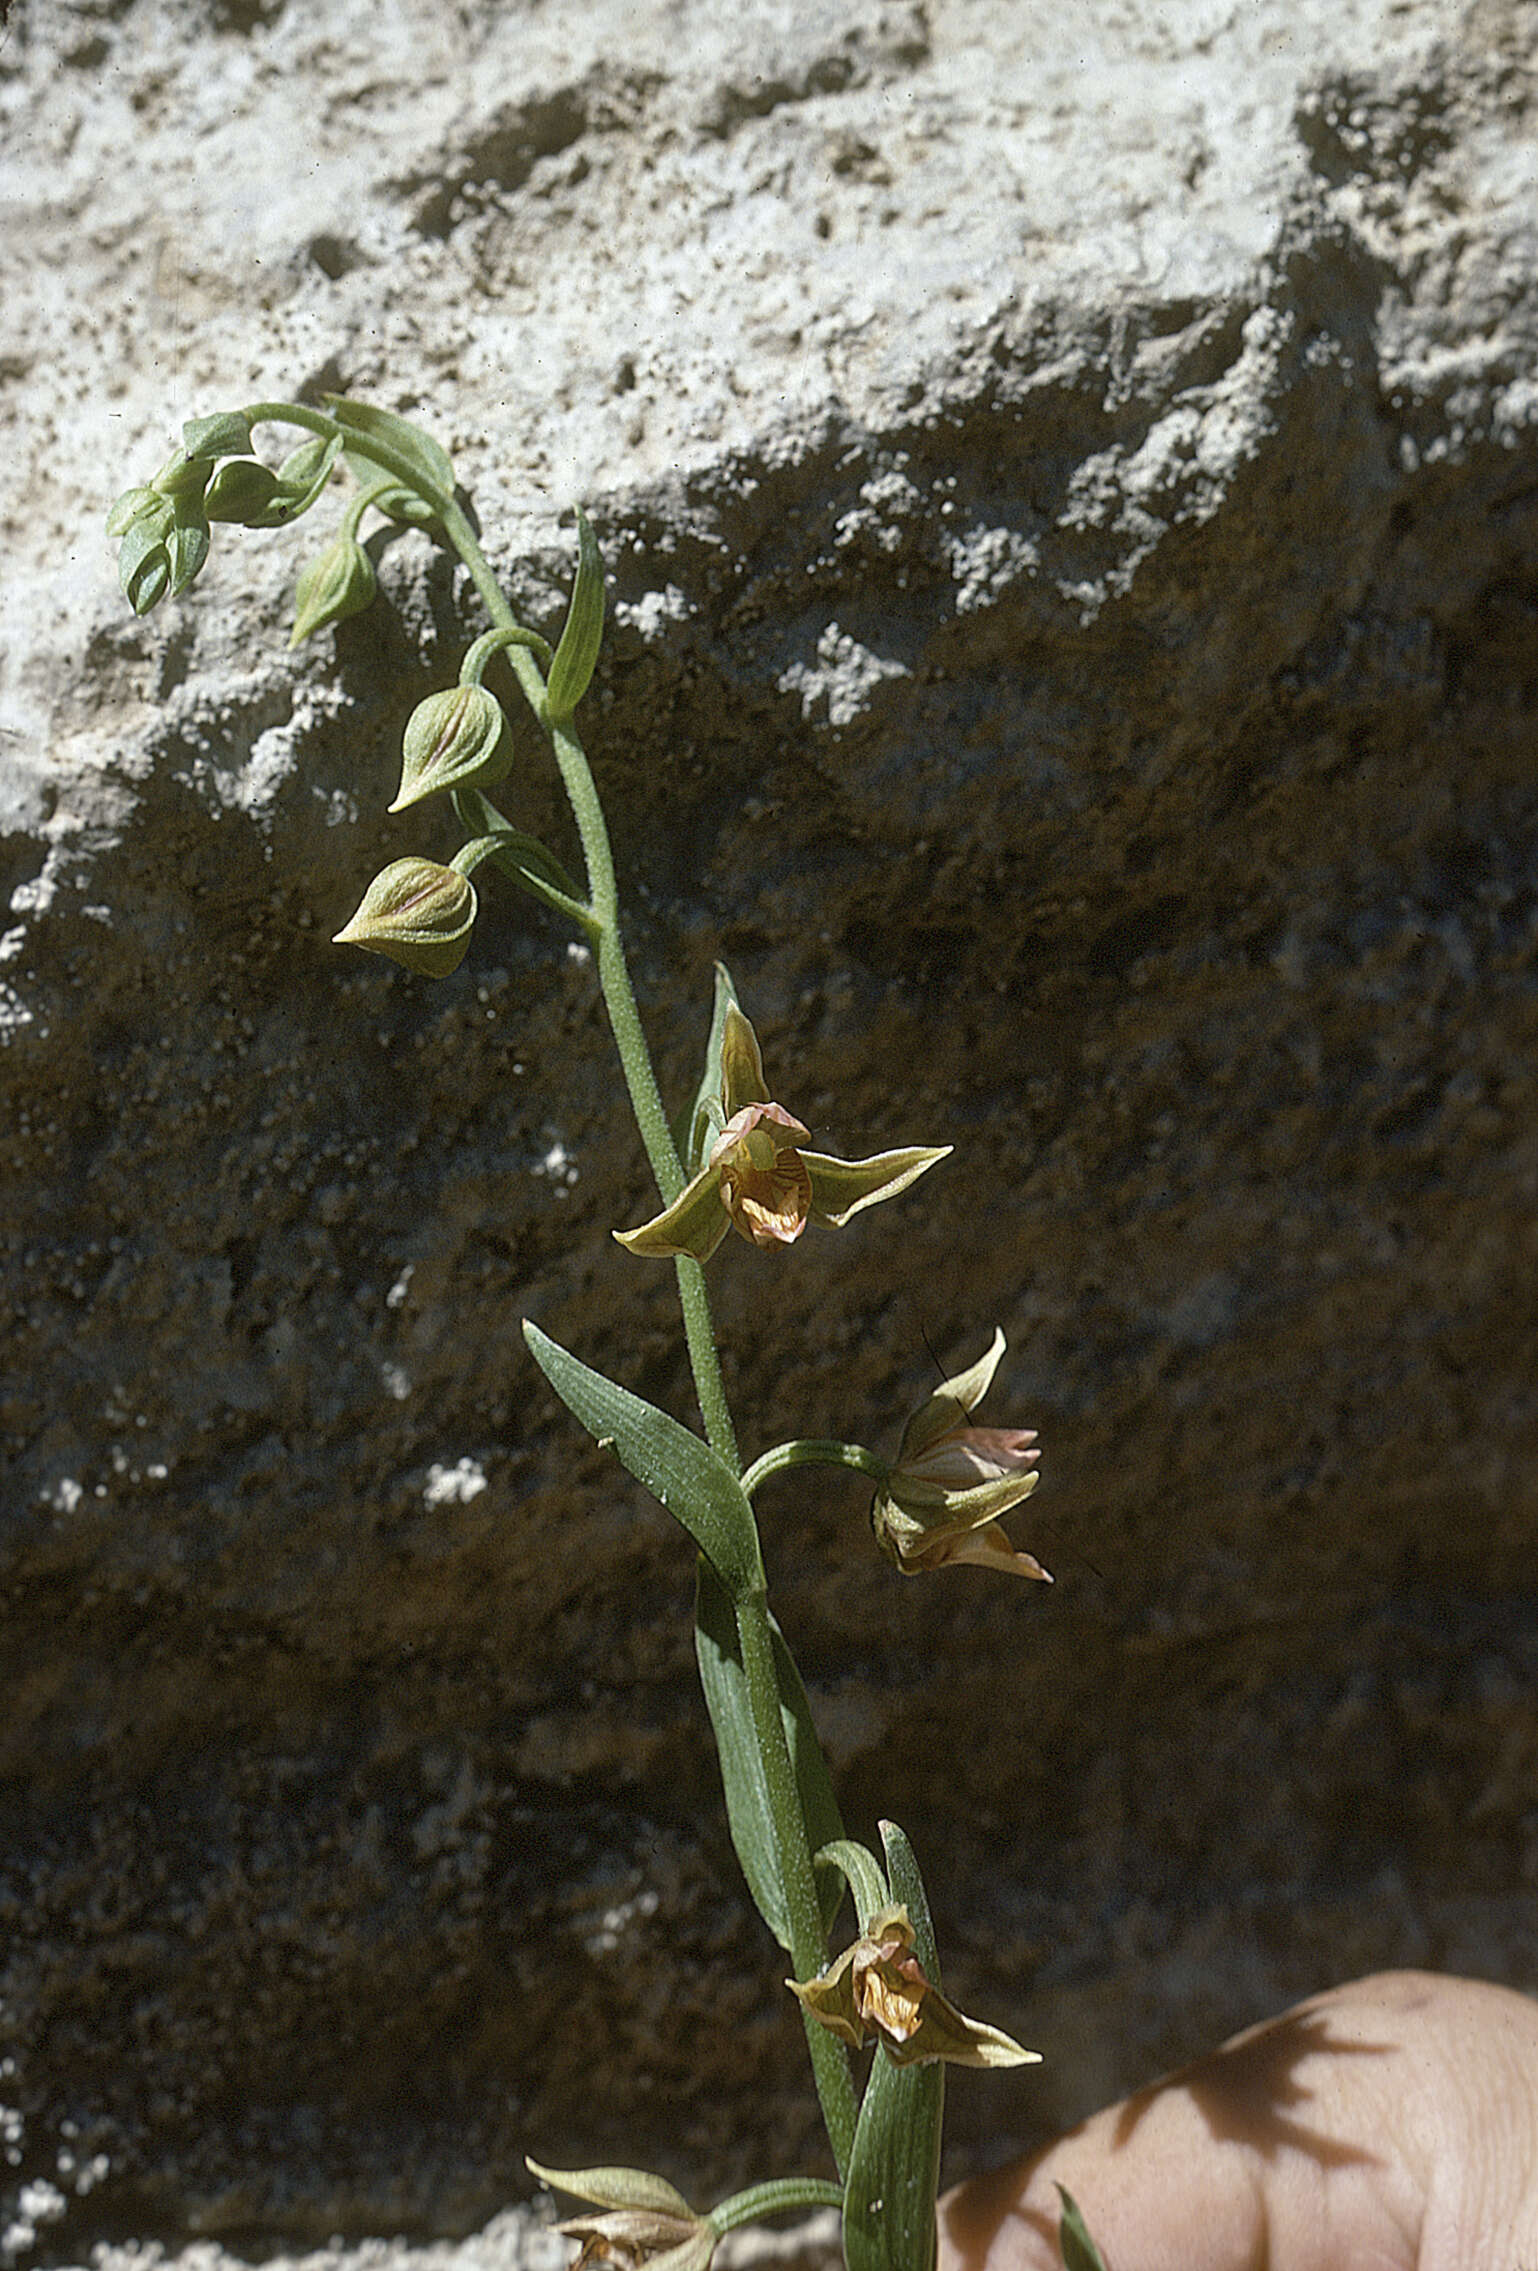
[803,1144,952,1228]
[613,1166,732,1261]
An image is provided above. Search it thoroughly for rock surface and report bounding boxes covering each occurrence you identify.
[2,0,1537,2260]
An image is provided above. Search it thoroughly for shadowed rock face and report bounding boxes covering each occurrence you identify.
[2,0,1537,2257]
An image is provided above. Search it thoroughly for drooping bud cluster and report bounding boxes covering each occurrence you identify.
[106,410,351,621]
[106,444,218,613]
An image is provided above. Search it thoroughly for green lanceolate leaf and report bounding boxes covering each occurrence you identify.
[842,2031,943,2271]
[841,1820,946,2271]
[326,396,456,515]
[694,1559,846,1951]
[680,962,741,1173]
[1055,2189,1111,2271]
[880,1820,938,1974]
[545,509,606,724]
[523,1322,764,1600]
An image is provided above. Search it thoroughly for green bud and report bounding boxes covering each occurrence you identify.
[113,493,209,613]
[205,459,285,524]
[105,485,167,540]
[181,410,255,460]
[544,510,606,725]
[333,858,477,978]
[207,435,342,533]
[277,437,336,490]
[389,685,512,812]
[152,451,215,503]
[164,512,210,597]
[269,433,343,522]
[290,534,377,646]
[117,516,173,614]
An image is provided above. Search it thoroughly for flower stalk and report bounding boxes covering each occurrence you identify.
[104,393,1075,2271]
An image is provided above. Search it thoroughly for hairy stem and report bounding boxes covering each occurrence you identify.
[710,2178,845,2232]
[741,1439,887,1499]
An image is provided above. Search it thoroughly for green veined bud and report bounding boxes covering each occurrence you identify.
[181,410,255,460]
[389,685,512,812]
[269,433,342,523]
[113,494,208,613]
[105,485,168,540]
[205,459,285,525]
[333,858,477,978]
[290,534,377,646]
[276,437,336,491]
[209,435,343,534]
[151,450,215,503]
[163,511,211,597]
[116,516,174,614]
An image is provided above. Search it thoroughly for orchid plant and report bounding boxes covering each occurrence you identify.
[107,402,1109,2271]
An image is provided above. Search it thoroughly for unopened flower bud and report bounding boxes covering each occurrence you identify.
[333,858,477,977]
[116,517,173,613]
[181,410,255,459]
[110,492,209,614]
[205,459,286,525]
[105,486,167,540]
[212,436,343,536]
[290,534,377,646]
[389,684,512,812]
[152,450,215,503]
[271,434,342,521]
[277,437,334,489]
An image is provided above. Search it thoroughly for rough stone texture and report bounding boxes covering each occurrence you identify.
[2,0,1537,2260]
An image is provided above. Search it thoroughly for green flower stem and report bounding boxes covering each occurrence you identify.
[709,2179,845,2234]
[340,479,397,541]
[741,1439,887,1500]
[425,495,675,1195]
[244,403,442,508]
[461,625,555,683]
[439,502,744,1474]
[736,1590,858,2177]
[676,1257,740,1471]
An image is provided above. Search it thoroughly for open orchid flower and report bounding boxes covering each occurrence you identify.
[527,2161,717,2271]
[615,1002,950,1259]
[871,1327,1049,1578]
[788,1903,1040,2069]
